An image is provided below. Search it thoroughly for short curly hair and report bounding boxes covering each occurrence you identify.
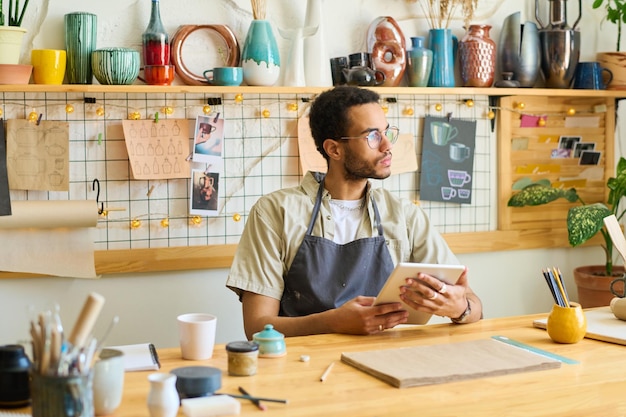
[308,86,380,161]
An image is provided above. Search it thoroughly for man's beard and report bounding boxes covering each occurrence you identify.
[343,148,392,181]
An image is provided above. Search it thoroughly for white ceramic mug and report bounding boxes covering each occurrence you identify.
[93,348,125,416]
[177,313,217,360]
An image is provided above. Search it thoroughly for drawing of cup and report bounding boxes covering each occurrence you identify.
[448,170,471,187]
[430,121,458,146]
[458,189,471,199]
[449,142,470,162]
[441,187,457,200]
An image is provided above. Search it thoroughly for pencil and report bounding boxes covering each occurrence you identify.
[239,386,267,411]
[223,394,288,404]
[552,267,570,307]
[320,361,335,382]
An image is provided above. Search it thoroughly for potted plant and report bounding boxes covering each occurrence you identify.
[594,0,626,88]
[508,156,626,307]
[0,0,30,65]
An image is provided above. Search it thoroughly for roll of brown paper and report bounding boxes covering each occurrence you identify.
[0,200,98,229]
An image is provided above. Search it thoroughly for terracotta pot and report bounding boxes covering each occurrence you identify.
[573,265,625,308]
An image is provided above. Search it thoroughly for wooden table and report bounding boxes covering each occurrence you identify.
[14,312,626,416]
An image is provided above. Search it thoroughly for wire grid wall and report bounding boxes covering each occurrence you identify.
[1,91,495,251]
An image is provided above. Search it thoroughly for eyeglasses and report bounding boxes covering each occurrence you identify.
[339,126,399,149]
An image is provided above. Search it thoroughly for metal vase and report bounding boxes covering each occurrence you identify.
[498,12,541,88]
[535,0,582,89]
[539,29,580,88]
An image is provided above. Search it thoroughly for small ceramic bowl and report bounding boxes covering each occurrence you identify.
[170,366,221,399]
[252,324,287,358]
[0,64,33,84]
[91,47,140,85]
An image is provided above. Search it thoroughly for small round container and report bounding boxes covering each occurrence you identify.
[225,341,259,376]
[252,324,287,358]
[170,366,221,399]
[546,302,587,344]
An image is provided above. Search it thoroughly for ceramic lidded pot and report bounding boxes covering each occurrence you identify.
[0,344,31,408]
[252,324,286,358]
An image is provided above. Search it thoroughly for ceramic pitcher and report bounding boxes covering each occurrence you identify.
[428,28,456,87]
[147,373,179,417]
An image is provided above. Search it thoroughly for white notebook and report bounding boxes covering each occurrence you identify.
[107,343,161,372]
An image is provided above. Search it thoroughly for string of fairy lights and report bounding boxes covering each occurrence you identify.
[1,91,598,231]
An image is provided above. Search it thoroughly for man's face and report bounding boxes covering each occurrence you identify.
[340,102,393,181]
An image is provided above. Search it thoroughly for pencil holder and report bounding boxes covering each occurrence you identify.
[546,302,587,344]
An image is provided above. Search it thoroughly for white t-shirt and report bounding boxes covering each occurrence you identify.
[329,199,364,244]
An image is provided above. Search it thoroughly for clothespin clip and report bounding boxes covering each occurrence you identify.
[154,112,159,123]
[204,164,213,175]
[213,112,220,123]
[36,114,43,126]
[385,97,397,103]
[97,133,103,145]
[446,112,452,122]
[186,153,193,161]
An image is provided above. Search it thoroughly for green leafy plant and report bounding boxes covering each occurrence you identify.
[0,0,30,26]
[593,0,626,51]
[508,156,626,276]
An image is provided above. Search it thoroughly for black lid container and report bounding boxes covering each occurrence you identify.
[0,344,31,408]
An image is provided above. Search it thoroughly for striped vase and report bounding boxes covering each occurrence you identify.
[64,12,97,84]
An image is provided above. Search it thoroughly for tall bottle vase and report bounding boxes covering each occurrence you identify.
[458,24,496,87]
[406,36,432,87]
[303,0,331,86]
[427,28,456,87]
[241,19,281,86]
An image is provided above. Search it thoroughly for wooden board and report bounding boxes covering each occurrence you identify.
[340,338,561,388]
[533,307,626,345]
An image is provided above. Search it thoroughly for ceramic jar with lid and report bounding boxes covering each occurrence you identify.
[0,344,31,408]
[225,341,259,376]
[252,324,286,358]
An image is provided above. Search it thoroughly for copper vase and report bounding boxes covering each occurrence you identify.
[458,24,496,87]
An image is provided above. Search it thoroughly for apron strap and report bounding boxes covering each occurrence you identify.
[306,178,384,237]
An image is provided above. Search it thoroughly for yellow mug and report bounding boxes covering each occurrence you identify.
[31,49,66,84]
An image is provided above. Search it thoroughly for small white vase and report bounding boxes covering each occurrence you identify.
[147,373,179,417]
[0,26,27,65]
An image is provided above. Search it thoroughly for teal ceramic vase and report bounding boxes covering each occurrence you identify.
[241,20,281,86]
[428,28,456,87]
[64,12,97,84]
[407,36,433,87]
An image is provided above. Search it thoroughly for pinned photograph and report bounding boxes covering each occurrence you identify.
[573,142,595,158]
[193,113,224,163]
[558,136,581,151]
[579,151,602,166]
[190,169,219,215]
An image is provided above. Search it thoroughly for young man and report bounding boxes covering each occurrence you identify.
[226,86,482,339]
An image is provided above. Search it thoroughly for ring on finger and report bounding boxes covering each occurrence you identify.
[438,283,447,294]
[427,292,438,300]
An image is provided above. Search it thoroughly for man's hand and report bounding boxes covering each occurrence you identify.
[327,296,409,335]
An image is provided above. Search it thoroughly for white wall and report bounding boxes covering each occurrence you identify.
[0,0,620,348]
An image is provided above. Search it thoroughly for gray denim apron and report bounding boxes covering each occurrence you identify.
[280,179,395,316]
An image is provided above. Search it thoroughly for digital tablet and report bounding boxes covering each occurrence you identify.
[374,262,466,325]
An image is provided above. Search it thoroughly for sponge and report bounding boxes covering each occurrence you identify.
[181,395,241,417]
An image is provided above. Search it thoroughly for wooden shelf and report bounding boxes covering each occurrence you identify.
[2,84,626,98]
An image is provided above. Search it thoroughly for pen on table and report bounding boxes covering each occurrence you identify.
[220,394,288,404]
[320,361,335,382]
[239,386,267,411]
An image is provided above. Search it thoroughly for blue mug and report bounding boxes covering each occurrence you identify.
[203,66,243,86]
[573,61,613,90]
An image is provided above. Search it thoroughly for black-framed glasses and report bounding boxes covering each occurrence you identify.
[339,126,399,149]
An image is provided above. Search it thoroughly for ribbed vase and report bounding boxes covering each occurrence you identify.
[65,12,97,84]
